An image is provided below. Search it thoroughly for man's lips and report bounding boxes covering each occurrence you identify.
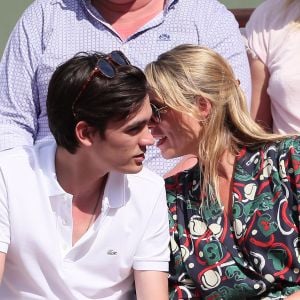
[133,153,145,163]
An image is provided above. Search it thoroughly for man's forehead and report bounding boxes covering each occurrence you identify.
[105,95,150,129]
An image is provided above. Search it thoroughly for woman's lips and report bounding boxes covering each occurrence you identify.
[156,136,167,147]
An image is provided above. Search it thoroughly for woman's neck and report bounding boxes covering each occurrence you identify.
[217,150,235,181]
[217,150,236,216]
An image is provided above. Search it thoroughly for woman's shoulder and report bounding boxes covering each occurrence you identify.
[249,0,285,21]
[164,162,201,206]
[273,135,299,153]
[246,0,289,35]
[235,136,300,177]
[256,136,300,158]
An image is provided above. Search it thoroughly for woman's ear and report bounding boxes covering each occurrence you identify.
[75,121,98,147]
[196,96,211,119]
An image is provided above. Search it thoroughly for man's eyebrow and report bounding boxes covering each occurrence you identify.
[124,118,149,129]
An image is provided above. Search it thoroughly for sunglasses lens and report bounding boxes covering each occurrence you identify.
[98,59,115,78]
[110,51,130,66]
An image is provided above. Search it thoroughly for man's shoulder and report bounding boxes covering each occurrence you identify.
[21,0,78,17]
[0,145,33,164]
[176,0,228,16]
[30,0,73,7]
[0,140,55,170]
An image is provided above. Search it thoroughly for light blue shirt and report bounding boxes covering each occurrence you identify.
[0,0,251,176]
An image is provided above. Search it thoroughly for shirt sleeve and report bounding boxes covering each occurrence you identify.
[133,185,170,272]
[202,2,252,109]
[0,1,45,151]
[0,169,10,254]
[244,0,272,64]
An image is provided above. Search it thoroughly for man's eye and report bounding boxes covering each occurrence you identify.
[127,125,142,134]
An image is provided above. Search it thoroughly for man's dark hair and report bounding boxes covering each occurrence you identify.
[47,52,148,153]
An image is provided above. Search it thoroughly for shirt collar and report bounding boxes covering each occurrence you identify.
[37,140,67,198]
[82,0,179,20]
[37,140,126,208]
[104,171,128,208]
[164,0,178,10]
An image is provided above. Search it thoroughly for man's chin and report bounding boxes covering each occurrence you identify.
[120,164,144,174]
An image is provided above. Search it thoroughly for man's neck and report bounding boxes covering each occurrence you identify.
[92,0,165,26]
[55,147,108,199]
[55,147,109,245]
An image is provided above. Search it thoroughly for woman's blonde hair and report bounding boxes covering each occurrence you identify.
[145,44,286,205]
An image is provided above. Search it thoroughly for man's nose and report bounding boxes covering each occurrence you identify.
[140,127,155,146]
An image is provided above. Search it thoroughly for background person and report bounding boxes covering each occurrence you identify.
[0,0,251,176]
[245,0,300,133]
[0,51,169,299]
[145,44,300,299]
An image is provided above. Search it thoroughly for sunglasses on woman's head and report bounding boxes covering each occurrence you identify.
[72,50,130,117]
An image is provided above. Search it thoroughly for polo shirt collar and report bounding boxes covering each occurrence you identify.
[104,171,127,208]
[83,0,179,19]
[37,140,66,198]
[37,141,127,208]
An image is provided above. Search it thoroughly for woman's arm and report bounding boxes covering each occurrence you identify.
[249,55,273,132]
[0,252,6,284]
[285,291,300,299]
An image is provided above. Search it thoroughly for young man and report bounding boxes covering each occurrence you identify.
[0,51,169,299]
[0,0,251,177]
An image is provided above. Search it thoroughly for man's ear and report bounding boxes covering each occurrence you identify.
[196,96,211,119]
[75,121,98,147]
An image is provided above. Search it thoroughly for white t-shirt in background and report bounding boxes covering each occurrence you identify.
[245,0,300,134]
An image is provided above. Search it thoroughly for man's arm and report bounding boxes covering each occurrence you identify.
[0,252,6,284]
[203,2,251,109]
[0,1,44,150]
[133,183,170,298]
[134,270,168,300]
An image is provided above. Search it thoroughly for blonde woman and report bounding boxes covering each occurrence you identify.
[245,0,300,133]
[145,44,300,299]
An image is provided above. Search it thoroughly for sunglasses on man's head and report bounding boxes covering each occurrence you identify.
[72,50,130,117]
[150,103,168,123]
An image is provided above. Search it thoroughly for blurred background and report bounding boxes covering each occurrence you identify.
[0,0,263,58]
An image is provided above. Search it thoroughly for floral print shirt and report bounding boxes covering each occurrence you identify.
[166,137,300,299]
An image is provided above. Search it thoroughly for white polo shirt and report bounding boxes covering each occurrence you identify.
[0,141,170,299]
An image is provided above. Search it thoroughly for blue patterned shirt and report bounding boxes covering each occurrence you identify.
[0,0,251,176]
